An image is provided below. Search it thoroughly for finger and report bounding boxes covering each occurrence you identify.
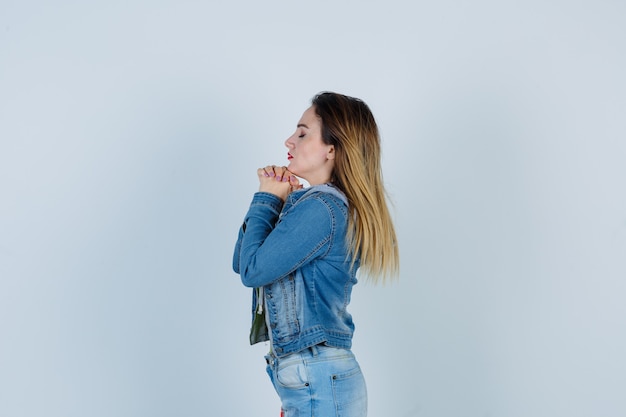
[274,166,289,182]
[264,165,276,177]
[257,168,270,177]
[285,169,299,184]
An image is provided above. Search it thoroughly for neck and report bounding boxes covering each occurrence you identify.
[305,173,332,186]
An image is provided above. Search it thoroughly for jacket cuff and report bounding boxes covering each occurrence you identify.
[250,192,284,212]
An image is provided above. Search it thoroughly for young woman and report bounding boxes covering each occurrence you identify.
[232,92,399,417]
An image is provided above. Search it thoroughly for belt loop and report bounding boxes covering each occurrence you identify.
[310,344,319,357]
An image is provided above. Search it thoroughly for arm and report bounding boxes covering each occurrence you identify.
[232,192,282,275]
[232,223,244,274]
[233,165,302,276]
[238,193,334,288]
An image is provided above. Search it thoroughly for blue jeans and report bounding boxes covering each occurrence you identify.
[265,345,367,417]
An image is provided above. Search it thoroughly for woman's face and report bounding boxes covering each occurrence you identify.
[284,106,335,185]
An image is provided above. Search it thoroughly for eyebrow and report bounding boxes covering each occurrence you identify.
[297,123,309,129]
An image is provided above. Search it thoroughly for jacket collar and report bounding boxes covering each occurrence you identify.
[290,183,348,206]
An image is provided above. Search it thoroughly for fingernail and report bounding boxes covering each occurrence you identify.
[290,175,296,182]
[269,172,275,177]
[264,172,270,177]
[282,176,288,182]
[276,175,282,181]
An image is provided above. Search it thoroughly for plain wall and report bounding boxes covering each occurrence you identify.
[1,1,625,416]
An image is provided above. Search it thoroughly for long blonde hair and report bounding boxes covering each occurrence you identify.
[312,92,399,283]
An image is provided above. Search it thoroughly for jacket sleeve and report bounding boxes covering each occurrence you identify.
[235,191,335,288]
[232,223,244,274]
[232,192,282,275]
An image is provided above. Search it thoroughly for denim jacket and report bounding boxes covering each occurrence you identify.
[232,184,359,357]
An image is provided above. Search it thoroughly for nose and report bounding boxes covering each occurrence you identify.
[284,134,295,148]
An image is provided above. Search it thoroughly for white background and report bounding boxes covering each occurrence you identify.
[1,1,625,416]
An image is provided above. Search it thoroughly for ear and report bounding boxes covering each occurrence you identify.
[326,145,335,160]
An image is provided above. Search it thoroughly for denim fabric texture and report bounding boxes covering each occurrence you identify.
[233,184,360,357]
[265,345,367,417]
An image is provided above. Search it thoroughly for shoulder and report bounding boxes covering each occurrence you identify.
[291,187,348,222]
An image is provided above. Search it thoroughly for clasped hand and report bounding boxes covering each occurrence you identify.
[257,165,303,201]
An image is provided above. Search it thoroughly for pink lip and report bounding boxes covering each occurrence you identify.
[287,153,293,160]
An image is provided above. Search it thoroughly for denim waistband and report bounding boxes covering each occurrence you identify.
[265,344,352,366]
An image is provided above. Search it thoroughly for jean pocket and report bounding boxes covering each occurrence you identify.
[276,359,309,389]
[331,366,367,417]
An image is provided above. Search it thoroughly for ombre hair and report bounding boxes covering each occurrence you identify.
[312,92,399,283]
